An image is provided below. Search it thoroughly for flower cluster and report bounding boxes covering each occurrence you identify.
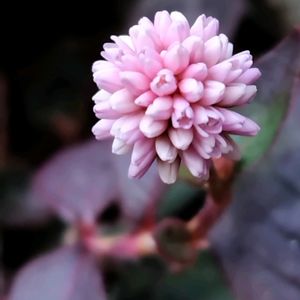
[92,11,261,184]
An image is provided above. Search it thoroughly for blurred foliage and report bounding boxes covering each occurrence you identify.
[234,29,300,169]
[154,219,197,263]
[211,80,300,299]
[155,252,234,300]
[1,0,300,299]
[158,180,205,220]
[265,0,300,32]
[110,252,233,300]
[30,140,165,224]
[211,33,300,300]
[2,220,64,272]
[8,246,106,300]
[0,168,50,225]
[109,256,165,300]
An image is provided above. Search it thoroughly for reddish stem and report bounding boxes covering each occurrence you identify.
[188,157,235,243]
[77,158,236,260]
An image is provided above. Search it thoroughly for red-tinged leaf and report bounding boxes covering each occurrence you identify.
[235,28,300,169]
[8,246,106,300]
[31,140,165,224]
[210,76,300,299]
[129,0,246,37]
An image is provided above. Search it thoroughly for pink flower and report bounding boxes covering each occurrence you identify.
[92,11,261,184]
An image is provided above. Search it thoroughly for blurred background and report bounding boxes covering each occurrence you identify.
[1,0,300,299]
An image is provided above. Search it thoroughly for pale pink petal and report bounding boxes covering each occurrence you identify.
[101,43,123,64]
[135,90,156,107]
[139,115,168,138]
[201,80,225,105]
[180,63,208,81]
[182,36,203,63]
[219,83,247,106]
[139,48,163,78]
[164,11,190,46]
[145,96,173,120]
[209,61,232,82]
[120,53,142,71]
[110,89,140,113]
[220,85,257,107]
[237,68,261,84]
[169,128,193,150]
[193,105,209,125]
[163,43,189,74]
[154,10,172,45]
[193,106,224,125]
[120,71,150,95]
[225,43,234,60]
[92,90,111,104]
[92,119,115,140]
[138,17,161,49]
[219,34,231,60]
[111,35,134,54]
[203,17,219,41]
[130,138,155,166]
[182,147,209,179]
[194,133,232,160]
[234,85,257,105]
[92,60,115,72]
[179,78,203,103]
[170,12,190,32]
[155,135,178,163]
[198,118,223,135]
[218,108,260,136]
[193,135,214,159]
[172,96,194,129]
[194,124,209,138]
[228,51,252,70]
[126,130,144,145]
[93,68,123,93]
[150,69,177,96]
[110,113,143,140]
[128,151,155,178]
[128,139,156,178]
[203,36,222,67]
[129,25,156,52]
[112,138,132,155]
[157,158,180,184]
[93,101,120,119]
[190,14,205,36]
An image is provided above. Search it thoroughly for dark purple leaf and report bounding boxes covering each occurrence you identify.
[8,246,106,300]
[128,0,246,37]
[210,42,300,299]
[31,140,165,224]
[235,28,300,169]
[112,152,165,220]
[265,0,300,33]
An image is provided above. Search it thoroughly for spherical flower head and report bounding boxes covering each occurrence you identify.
[92,11,261,184]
